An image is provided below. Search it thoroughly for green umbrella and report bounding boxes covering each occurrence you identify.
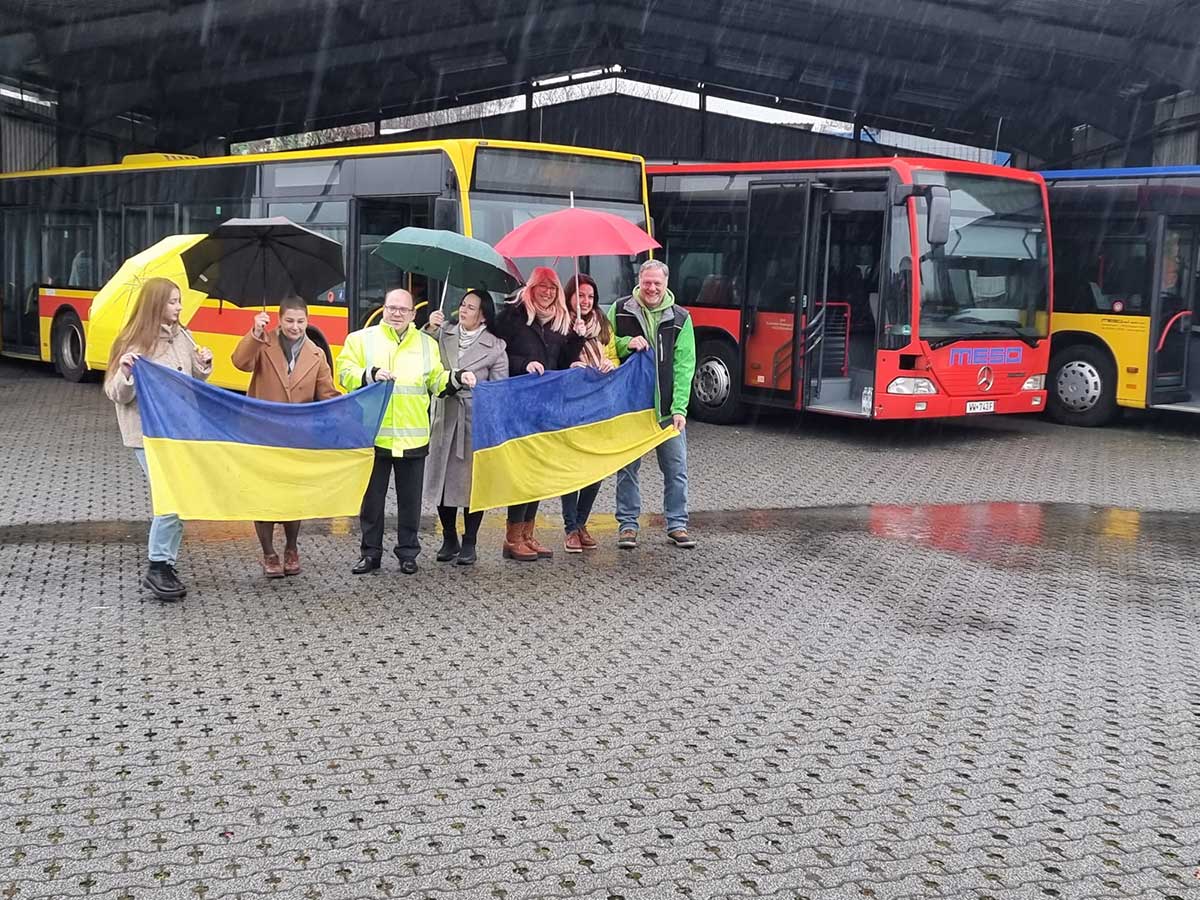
[374,227,524,314]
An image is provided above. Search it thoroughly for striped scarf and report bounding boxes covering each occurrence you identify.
[574,313,606,369]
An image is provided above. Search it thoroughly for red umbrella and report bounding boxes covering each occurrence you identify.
[494,207,660,258]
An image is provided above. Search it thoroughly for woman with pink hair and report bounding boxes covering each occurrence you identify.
[493,266,583,561]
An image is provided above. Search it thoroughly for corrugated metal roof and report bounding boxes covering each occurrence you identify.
[0,0,1194,158]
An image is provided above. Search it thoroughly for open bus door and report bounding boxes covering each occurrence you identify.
[741,180,831,410]
[1150,219,1199,406]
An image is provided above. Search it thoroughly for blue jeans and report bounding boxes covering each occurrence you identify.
[615,429,688,534]
[134,449,184,564]
[561,480,602,533]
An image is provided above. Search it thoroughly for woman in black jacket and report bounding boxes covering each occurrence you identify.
[494,266,582,561]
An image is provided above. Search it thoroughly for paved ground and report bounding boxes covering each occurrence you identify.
[1,358,1199,899]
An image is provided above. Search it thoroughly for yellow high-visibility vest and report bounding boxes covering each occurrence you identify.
[337,323,449,453]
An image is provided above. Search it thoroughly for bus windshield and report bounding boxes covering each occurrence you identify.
[466,147,648,303]
[470,193,647,303]
[915,175,1049,344]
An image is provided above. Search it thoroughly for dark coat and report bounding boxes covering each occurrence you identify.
[494,303,583,375]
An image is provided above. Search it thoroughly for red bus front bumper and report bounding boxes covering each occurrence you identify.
[873,390,1047,419]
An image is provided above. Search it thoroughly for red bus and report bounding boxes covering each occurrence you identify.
[647,158,1052,423]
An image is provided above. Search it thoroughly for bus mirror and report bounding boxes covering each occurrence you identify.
[926,185,951,246]
[434,197,459,233]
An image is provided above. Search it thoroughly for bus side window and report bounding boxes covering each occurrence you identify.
[42,211,97,288]
[1054,233,1150,314]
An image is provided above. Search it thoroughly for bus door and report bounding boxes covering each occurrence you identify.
[741,180,829,408]
[806,187,890,416]
[1,208,40,355]
[1150,219,1199,403]
[351,197,434,328]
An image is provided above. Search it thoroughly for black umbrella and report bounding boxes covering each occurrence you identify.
[180,216,345,308]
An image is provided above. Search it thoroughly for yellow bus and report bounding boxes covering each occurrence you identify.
[0,139,650,388]
[1043,166,1200,425]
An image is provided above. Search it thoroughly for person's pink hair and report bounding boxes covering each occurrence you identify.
[514,266,570,334]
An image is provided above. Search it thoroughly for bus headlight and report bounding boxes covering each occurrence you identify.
[1022,375,1045,391]
[887,377,937,395]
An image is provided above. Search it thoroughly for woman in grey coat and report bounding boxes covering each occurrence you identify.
[425,289,509,565]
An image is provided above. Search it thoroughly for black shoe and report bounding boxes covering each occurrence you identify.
[456,542,477,566]
[351,556,381,575]
[142,561,185,600]
[163,564,188,597]
[436,534,460,562]
[399,558,418,575]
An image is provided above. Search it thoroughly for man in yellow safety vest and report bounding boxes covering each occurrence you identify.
[338,288,477,574]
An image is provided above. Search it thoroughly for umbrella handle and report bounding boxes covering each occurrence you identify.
[573,256,581,324]
[439,265,451,316]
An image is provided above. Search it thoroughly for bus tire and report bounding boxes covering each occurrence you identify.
[307,326,333,369]
[1047,344,1118,427]
[52,309,91,383]
[691,339,743,424]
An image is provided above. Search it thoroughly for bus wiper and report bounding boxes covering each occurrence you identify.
[975,323,1040,348]
[928,325,1038,350]
[928,335,970,349]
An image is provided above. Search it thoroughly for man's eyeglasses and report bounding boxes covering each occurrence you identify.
[384,306,415,315]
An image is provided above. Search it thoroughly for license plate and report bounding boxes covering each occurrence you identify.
[966,400,995,414]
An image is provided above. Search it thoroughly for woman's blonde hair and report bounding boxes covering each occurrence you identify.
[107,277,181,373]
[514,266,570,334]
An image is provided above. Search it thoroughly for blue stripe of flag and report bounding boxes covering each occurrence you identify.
[134,359,390,450]
[472,350,658,451]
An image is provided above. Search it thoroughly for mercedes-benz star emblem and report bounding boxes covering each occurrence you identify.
[977,366,994,392]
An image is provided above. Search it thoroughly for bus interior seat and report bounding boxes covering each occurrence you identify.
[1089,282,1112,310]
[697,274,733,307]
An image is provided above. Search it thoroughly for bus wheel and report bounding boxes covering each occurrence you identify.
[1047,345,1117,427]
[53,310,91,383]
[691,340,743,424]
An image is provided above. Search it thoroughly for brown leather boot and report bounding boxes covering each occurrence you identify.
[503,523,538,561]
[522,521,554,559]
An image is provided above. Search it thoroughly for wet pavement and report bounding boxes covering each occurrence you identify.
[2,359,1200,899]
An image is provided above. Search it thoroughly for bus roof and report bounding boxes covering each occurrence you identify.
[1040,165,1200,181]
[646,156,1044,185]
[0,138,644,181]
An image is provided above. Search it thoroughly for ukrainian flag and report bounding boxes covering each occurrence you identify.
[469,351,677,511]
[135,359,390,521]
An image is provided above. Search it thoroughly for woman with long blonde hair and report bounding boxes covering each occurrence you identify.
[104,277,213,601]
[493,266,583,561]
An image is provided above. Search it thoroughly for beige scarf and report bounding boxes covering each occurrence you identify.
[575,313,606,369]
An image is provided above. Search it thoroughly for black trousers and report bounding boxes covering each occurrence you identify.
[507,500,539,525]
[360,449,425,562]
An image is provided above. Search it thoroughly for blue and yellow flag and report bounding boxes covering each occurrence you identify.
[469,351,677,511]
[135,359,390,521]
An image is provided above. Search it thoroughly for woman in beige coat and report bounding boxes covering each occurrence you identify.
[424,290,508,565]
[231,295,339,577]
[104,277,213,601]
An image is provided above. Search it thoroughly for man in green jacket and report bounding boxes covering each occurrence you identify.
[608,259,697,549]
